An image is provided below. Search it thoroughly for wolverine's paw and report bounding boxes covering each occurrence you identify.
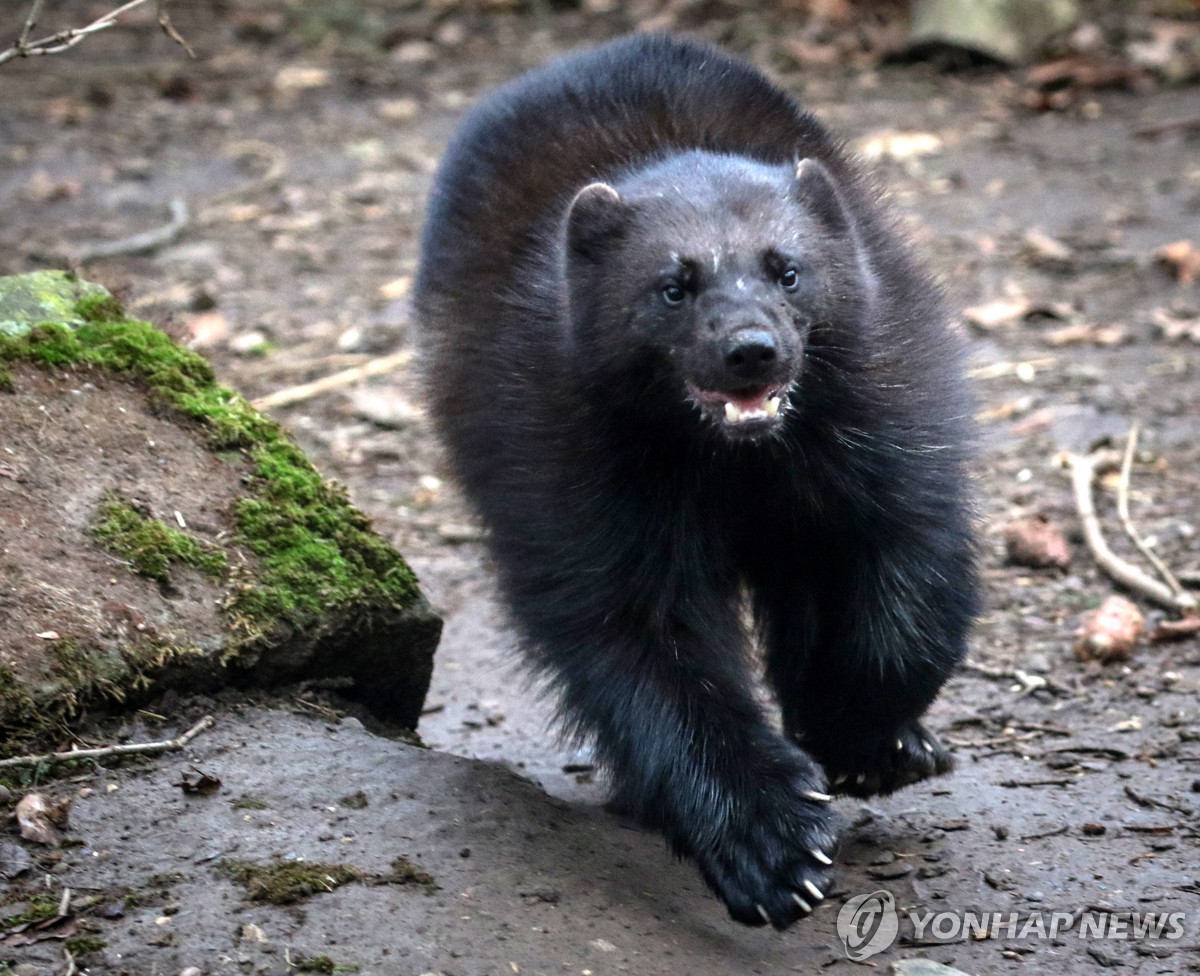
[693,774,839,930]
[817,720,953,799]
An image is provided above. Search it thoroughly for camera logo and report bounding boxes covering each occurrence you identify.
[837,889,900,960]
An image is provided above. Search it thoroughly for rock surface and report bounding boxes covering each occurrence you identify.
[0,272,440,751]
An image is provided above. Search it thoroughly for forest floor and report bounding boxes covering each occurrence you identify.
[1,3,1199,974]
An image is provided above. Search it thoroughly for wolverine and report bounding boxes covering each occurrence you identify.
[415,34,977,929]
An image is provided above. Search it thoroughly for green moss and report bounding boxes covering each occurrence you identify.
[75,291,124,323]
[50,639,130,706]
[0,273,432,751]
[227,438,417,627]
[65,936,108,956]
[225,859,362,905]
[295,956,337,974]
[0,281,420,632]
[92,494,228,583]
[3,894,60,927]
[0,664,65,756]
[293,956,360,974]
[383,855,437,893]
[0,365,12,393]
[338,789,368,809]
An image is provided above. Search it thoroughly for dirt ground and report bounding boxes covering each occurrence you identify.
[2,3,1200,974]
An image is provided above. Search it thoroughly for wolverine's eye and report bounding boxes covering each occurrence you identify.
[660,282,686,307]
[779,267,800,292]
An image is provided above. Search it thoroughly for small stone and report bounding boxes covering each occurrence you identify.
[890,960,973,976]
[228,330,270,356]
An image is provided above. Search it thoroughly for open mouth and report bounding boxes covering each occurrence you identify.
[687,384,789,428]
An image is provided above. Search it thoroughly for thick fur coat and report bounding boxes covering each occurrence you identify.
[415,34,978,929]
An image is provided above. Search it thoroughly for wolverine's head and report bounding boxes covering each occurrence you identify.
[563,152,874,442]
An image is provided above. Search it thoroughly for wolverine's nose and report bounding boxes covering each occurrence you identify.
[722,329,777,378]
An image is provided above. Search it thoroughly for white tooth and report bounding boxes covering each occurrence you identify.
[741,409,766,421]
[724,402,741,423]
[766,396,781,418]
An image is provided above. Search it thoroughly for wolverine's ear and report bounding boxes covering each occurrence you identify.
[792,158,851,234]
[566,182,628,260]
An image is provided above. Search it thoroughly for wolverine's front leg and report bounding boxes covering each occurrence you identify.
[509,558,839,928]
[757,516,976,798]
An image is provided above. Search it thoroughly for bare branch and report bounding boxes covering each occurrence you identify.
[74,197,189,262]
[0,0,193,66]
[17,0,47,49]
[1061,449,1198,612]
[156,0,193,59]
[0,715,215,770]
[1115,423,1189,601]
[251,351,415,412]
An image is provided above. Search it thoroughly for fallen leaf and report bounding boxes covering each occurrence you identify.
[1021,229,1074,270]
[852,131,943,162]
[1002,516,1072,569]
[179,768,222,796]
[183,310,230,348]
[1025,56,1147,93]
[22,169,82,203]
[1127,19,1200,84]
[1043,323,1127,347]
[1154,240,1200,286]
[378,275,411,299]
[15,793,70,847]
[1151,308,1200,342]
[976,396,1034,423]
[1,912,78,947]
[963,297,1031,331]
[965,298,1076,334]
[1075,596,1144,663]
[273,65,330,92]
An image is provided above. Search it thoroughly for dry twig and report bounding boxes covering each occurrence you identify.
[74,197,189,262]
[1061,445,1198,612]
[198,141,289,217]
[961,658,1071,695]
[0,0,192,65]
[251,350,413,411]
[1116,424,1189,602]
[0,715,214,770]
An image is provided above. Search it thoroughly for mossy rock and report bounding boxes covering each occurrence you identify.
[0,271,441,754]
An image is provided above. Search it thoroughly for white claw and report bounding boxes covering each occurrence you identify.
[801,790,833,803]
[756,903,771,924]
[896,739,905,751]
[922,739,935,754]
[810,848,833,866]
[855,773,866,786]
[832,774,847,786]
[803,879,825,902]
[792,893,812,913]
